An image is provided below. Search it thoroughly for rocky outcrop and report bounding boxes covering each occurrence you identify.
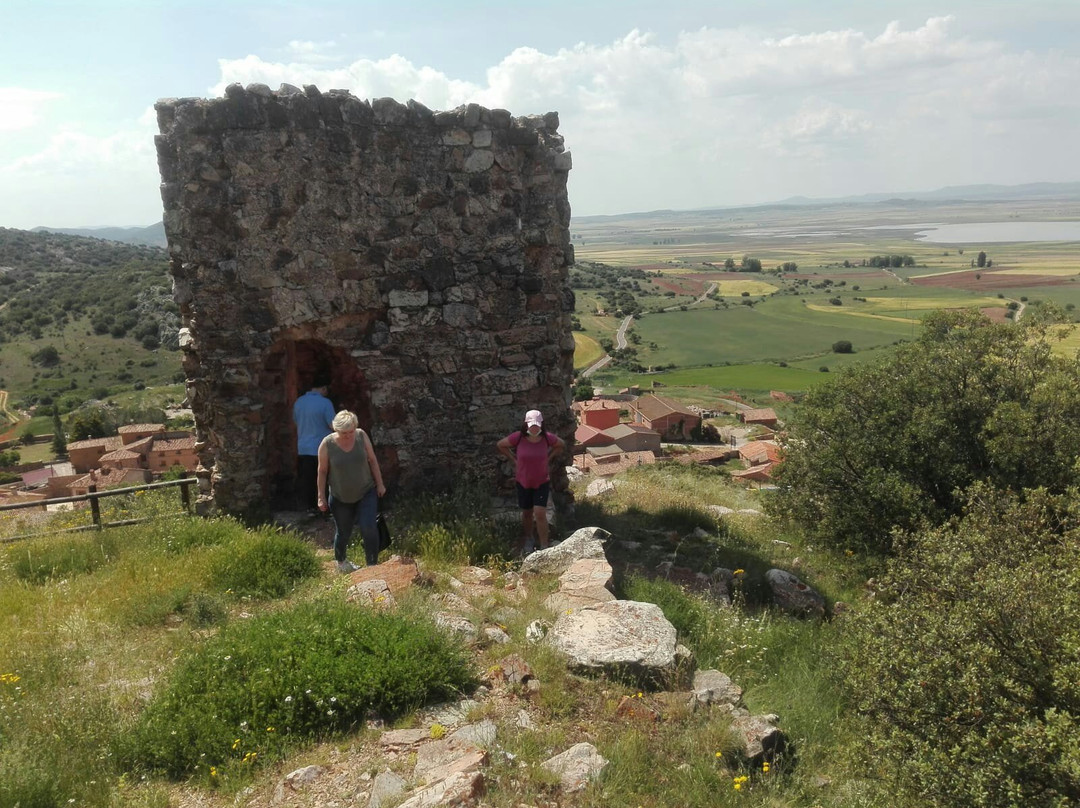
[545,600,679,678]
[521,526,609,575]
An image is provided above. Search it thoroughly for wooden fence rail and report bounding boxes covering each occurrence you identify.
[0,477,196,544]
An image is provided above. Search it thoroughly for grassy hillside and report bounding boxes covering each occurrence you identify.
[0,228,181,413]
[0,466,875,808]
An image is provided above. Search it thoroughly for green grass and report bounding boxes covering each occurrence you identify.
[630,295,917,368]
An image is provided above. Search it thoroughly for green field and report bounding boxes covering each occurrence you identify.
[630,296,917,367]
[571,198,1080,398]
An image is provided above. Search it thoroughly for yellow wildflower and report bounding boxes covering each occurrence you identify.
[733,569,745,576]
[231,738,241,751]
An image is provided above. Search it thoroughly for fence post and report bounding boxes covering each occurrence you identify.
[180,473,192,513]
[88,484,101,528]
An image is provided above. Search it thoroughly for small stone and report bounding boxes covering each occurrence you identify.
[484,626,511,644]
[284,765,324,788]
[370,770,407,808]
[525,619,550,644]
[515,709,536,730]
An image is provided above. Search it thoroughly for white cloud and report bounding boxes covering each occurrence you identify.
[0,111,161,227]
[0,88,63,132]
[4,16,1079,227]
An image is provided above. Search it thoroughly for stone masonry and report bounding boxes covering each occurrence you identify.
[154,83,575,513]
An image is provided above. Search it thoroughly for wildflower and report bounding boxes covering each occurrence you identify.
[636,692,643,699]
[0,673,20,685]
[715,751,723,758]
[232,738,241,750]
[284,696,293,703]
[733,775,749,791]
[209,766,218,778]
[266,726,276,733]
[762,761,770,773]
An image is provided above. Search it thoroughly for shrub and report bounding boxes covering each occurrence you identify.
[122,599,474,777]
[207,528,318,599]
[10,533,120,584]
[157,515,250,554]
[773,310,1080,553]
[831,340,853,354]
[838,488,1080,806]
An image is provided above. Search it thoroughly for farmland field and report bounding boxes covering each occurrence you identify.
[570,196,1080,400]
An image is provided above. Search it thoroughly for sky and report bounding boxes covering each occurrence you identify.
[2,0,1079,228]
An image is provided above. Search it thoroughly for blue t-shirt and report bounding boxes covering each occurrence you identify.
[293,391,335,455]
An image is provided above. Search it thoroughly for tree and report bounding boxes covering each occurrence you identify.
[839,488,1080,807]
[723,257,735,270]
[51,408,67,456]
[739,256,762,272]
[30,345,60,367]
[772,309,1080,552]
[67,406,114,441]
[831,340,853,353]
[572,378,594,401]
[977,251,987,267]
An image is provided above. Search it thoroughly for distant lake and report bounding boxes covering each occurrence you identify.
[915,222,1080,243]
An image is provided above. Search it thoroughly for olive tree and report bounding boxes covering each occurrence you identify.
[772,309,1080,552]
[838,487,1080,807]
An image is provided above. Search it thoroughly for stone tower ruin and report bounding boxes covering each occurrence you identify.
[154,83,575,514]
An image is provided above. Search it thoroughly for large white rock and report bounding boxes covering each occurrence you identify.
[545,600,679,675]
[541,742,609,792]
[521,526,610,576]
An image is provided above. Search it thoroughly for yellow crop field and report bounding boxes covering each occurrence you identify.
[863,295,1005,311]
[714,280,779,296]
[573,332,605,370]
[803,304,915,323]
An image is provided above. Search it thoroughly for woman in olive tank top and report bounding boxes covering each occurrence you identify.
[317,410,386,572]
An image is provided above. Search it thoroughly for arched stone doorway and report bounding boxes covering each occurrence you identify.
[259,337,374,508]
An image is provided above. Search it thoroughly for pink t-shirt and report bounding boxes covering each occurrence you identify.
[507,431,558,488]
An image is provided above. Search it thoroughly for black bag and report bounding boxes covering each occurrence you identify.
[376,510,391,551]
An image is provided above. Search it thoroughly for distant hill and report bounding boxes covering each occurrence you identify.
[775,181,1080,207]
[574,181,1080,222]
[32,221,167,248]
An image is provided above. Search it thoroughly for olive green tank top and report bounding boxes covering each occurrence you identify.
[320,431,374,504]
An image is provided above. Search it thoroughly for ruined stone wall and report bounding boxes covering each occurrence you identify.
[154,83,575,513]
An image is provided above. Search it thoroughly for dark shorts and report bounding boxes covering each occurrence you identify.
[517,482,550,510]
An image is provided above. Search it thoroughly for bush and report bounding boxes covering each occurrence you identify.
[773,310,1080,553]
[122,599,475,777]
[839,488,1080,806]
[10,533,120,584]
[831,340,853,354]
[207,528,319,599]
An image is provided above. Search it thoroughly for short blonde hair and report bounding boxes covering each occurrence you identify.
[332,410,358,432]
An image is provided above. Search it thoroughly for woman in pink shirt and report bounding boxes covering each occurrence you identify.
[497,409,565,553]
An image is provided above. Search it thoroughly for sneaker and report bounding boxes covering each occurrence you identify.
[338,560,360,573]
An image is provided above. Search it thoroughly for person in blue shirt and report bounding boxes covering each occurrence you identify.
[293,377,335,512]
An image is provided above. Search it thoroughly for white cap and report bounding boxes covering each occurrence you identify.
[524,409,543,428]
